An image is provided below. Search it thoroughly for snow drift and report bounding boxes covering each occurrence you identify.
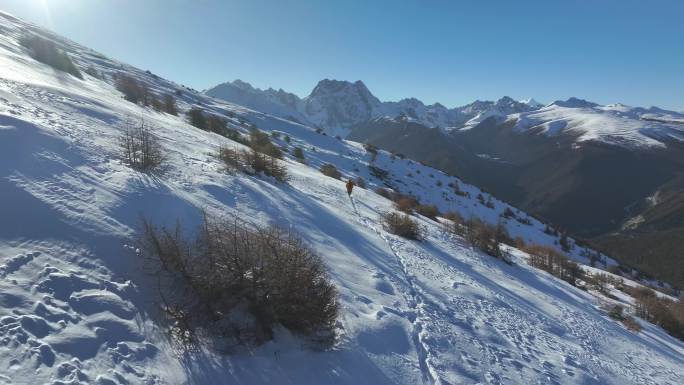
[0,11,682,385]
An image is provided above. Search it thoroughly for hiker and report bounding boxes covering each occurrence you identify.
[346,179,355,196]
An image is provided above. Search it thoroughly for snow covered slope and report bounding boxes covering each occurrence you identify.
[1,11,683,385]
[510,98,684,148]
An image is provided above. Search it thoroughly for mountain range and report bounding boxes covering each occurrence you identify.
[207,79,684,286]
[205,79,543,135]
[1,9,683,384]
[205,79,684,147]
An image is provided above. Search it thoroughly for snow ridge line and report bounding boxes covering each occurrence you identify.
[350,195,438,385]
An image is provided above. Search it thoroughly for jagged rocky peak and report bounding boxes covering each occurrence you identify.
[230,78,255,91]
[305,79,380,109]
[552,97,599,108]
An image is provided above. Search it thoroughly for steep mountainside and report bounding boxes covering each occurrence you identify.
[1,11,683,385]
[349,111,684,286]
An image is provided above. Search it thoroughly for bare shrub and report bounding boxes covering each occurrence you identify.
[608,304,625,320]
[248,129,283,158]
[207,115,230,136]
[375,187,391,199]
[523,244,583,285]
[292,147,305,163]
[395,196,418,213]
[464,219,510,260]
[416,204,439,221]
[621,316,642,332]
[368,165,389,181]
[187,108,243,141]
[443,211,463,224]
[632,288,684,340]
[502,207,516,219]
[20,34,82,79]
[116,74,149,104]
[559,232,572,252]
[364,143,378,161]
[517,216,533,225]
[119,118,165,172]
[163,94,178,116]
[187,107,208,129]
[355,176,366,189]
[382,211,422,240]
[443,211,466,235]
[320,163,341,179]
[139,214,339,349]
[218,146,288,182]
[607,304,642,332]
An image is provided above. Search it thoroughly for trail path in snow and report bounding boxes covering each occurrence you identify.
[350,195,437,385]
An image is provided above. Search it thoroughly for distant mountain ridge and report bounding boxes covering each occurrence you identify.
[205,79,542,134]
[206,79,684,149]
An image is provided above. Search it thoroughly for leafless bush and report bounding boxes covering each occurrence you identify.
[119,118,165,172]
[443,211,466,235]
[355,176,366,189]
[395,196,418,213]
[320,163,341,179]
[416,204,439,221]
[621,316,643,332]
[292,147,305,162]
[249,129,283,159]
[464,219,510,260]
[369,165,389,181]
[116,74,148,104]
[139,214,339,350]
[364,143,378,161]
[163,94,178,115]
[20,34,82,79]
[631,288,684,340]
[218,146,288,182]
[607,304,642,332]
[523,244,583,285]
[382,211,422,240]
[375,187,391,199]
[502,207,516,219]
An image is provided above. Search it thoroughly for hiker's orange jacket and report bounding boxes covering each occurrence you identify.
[346,180,355,195]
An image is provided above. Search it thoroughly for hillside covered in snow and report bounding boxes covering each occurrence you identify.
[1,11,683,385]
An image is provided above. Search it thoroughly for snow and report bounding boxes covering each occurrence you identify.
[510,99,684,148]
[207,78,684,150]
[206,81,540,134]
[0,10,683,385]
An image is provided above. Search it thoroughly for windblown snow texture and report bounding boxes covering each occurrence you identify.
[0,10,682,385]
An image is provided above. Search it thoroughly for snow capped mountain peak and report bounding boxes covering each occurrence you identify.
[207,79,547,133]
[1,11,683,385]
[513,98,684,148]
[520,97,544,108]
[308,79,374,99]
[205,79,684,149]
[301,79,382,133]
[230,78,255,91]
[496,95,516,104]
[551,97,599,108]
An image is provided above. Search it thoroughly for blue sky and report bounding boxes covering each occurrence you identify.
[2,0,683,110]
